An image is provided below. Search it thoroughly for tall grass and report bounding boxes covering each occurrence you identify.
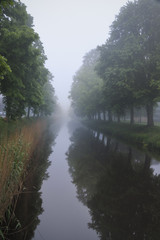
[0,119,47,220]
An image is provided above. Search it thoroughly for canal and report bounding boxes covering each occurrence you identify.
[10,119,160,239]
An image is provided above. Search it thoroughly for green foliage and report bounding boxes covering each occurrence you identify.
[0,0,16,12]
[0,55,11,80]
[40,79,56,116]
[70,49,105,118]
[69,0,160,127]
[0,1,56,119]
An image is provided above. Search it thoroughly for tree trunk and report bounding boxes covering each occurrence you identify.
[108,110,112,122]
[114,142,119,152]
[103,111,106,121]
[98,112,101,120]
[146,103,154,127]
[144,154,151,171]
[27,106,31,118]
[97,131,100,141]
[139,110,142,123]
[117,114,120,123]
[130,106,134,125]
[106,137,111,150]
[102,134,105,145]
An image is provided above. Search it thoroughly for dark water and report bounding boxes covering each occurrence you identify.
[8,120,160,240]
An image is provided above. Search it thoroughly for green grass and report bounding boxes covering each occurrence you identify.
[84,120,160,153]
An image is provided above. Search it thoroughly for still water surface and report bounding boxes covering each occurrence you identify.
[33,121,97,240]
[12,119,160,239]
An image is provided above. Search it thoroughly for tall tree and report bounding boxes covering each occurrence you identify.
[0,1,55,119]
[70,49,105,119]
[97,0,160,126]
[40,75,56,116]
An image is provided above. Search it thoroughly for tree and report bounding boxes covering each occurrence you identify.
[0,25,39,118]
[0,55,11,80]
[0,2,55,119]
[96,42,135,123]
[70,49,105,119]
[40,79,56,116]
[97,0,160,126]
[0,0,16,12]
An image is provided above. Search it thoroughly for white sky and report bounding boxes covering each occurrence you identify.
[21,0,129,110]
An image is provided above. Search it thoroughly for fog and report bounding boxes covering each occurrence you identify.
[21,0,130,111]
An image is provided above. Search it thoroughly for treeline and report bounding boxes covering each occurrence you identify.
[0,0,56,119]
[70,0,160,127]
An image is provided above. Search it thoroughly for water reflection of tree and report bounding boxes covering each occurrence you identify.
[7,122,58,240]
[66,127,160,240]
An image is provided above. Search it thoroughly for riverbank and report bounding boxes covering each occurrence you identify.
[84,120,160,153]
[0,118,50,225]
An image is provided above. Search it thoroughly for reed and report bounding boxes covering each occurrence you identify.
[0,119,47,221]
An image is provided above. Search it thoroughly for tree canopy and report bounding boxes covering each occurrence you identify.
[0,1,56,119]
[70,0,160,127]
[70,49,105,120]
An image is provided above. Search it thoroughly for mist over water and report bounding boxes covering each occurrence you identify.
[32,119,97,240]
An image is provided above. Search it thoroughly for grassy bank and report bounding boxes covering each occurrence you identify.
[84,120,160,153]
[0,118,48,223]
